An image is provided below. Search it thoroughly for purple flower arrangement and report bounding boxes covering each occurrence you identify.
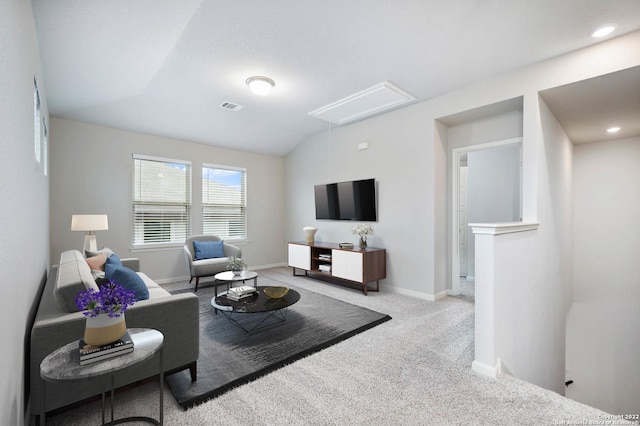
[75,281,137,318]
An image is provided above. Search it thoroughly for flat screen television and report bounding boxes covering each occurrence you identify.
[314,178,377,221]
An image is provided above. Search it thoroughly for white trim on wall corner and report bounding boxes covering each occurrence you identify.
[470,222,540,235]
[472,360,498,378]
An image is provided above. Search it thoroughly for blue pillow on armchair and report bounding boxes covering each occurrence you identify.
[106,253,122,267]
[193,240,225,260]
[105,263,149,301]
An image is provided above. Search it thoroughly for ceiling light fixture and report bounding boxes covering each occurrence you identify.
[246,76,275,96]
[591,25,615,38]
[606,126,621,133]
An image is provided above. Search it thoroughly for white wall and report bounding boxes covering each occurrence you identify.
[50,118,286,281]
[567,136,640,414]
[0,1,50,424]
[494,96,573,393]
[285,106,435,299]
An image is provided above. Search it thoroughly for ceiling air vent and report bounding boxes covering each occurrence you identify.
[308,81,415,125]
[219,102,243,111]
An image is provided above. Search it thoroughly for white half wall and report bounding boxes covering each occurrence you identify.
[567,136,640,414]
[0,1,50,424]
[49,118,286,281]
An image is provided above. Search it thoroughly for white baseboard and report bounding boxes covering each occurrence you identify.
[388,286,448,302]
[472,360,498,378]
[251,262,288,270]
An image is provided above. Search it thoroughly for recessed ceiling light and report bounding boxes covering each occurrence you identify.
[606,126,621,133]
[591,26,615,38]
[246,76,275,96]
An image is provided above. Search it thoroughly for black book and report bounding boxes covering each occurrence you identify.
[79,330,134,359]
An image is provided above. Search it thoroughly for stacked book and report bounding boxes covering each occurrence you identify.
[226,285,258,301]
[318,253,332,261]
[78,331,134,365]
[318,264,331,273]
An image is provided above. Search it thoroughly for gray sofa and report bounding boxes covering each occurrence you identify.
[183,235,242,291]
[30,250,199,415]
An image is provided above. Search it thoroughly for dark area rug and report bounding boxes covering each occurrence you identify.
[164,276,391,409]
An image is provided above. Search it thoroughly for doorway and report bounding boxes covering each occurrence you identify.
[450,137,522,295]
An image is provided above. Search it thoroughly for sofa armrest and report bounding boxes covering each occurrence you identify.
[123,292,199,374]
[121,258,140,272]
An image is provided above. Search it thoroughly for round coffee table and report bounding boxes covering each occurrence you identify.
[213,270,258,296]
[211,286,301,333]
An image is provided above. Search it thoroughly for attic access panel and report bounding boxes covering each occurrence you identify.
[309,81,415,125]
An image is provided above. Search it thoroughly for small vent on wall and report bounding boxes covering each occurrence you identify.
[219,102,243,111]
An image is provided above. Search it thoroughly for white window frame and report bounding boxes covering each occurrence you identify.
[132,154,192,250]
[202,163,247,242]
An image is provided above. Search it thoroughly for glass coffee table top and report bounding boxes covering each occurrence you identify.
[214,270,258,282]
[211,286,301,333]
[212,286,300,313]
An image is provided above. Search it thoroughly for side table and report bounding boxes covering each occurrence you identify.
[39,328,164,425]
[213,270,259,296]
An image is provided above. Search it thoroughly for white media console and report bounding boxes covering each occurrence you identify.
[287,241,386,295]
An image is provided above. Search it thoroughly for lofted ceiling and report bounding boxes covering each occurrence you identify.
[31,0,640,156]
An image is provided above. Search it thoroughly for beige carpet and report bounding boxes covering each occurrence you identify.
[38,267,622,425]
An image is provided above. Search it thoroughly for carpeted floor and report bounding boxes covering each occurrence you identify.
[39,267,624,425]
[165,276,391,408]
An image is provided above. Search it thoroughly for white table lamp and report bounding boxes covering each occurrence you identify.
[71,214,109,253]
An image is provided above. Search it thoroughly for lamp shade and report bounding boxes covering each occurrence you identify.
[71,214,109,231]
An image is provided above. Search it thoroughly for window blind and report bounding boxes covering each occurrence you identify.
[202,164,246,240]
[132,155,192,247]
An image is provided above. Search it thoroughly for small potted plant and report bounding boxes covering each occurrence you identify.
[352,224,374,249]
[75,281,137,346]
[227,256,246,275]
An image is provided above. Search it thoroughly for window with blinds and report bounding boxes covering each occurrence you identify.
[132,155,192,248]
[202,164,246,240]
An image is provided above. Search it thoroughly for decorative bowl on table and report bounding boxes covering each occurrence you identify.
[263,286,289,299]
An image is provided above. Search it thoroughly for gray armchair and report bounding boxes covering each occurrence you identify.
[183,235,242,291]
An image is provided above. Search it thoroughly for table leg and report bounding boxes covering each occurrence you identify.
[110,374,115,422]
[101,377,106,424]
[159,346,164,425]
[40,381,45,426]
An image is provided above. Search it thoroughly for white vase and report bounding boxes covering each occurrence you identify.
[303,226,317,243]
[84,313,126,346]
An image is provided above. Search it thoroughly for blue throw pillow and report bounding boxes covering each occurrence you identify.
[105,263,149,301]
[193,240,225,260]
[106,253,122,267]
